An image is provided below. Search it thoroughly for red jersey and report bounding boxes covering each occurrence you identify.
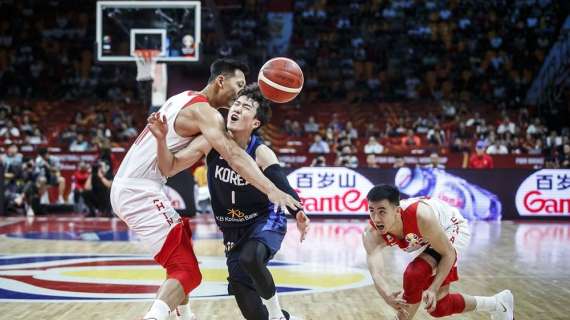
[468,153,494,169]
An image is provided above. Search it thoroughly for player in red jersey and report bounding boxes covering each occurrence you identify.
[362,184,514,320]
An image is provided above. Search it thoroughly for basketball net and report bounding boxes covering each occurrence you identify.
[133,49,160,81]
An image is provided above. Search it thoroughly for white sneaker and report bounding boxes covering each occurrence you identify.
[491,290,514,320]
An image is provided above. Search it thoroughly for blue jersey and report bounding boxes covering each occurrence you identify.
[206,135,286,229]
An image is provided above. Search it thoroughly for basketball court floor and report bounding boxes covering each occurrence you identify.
[0,215,567,319]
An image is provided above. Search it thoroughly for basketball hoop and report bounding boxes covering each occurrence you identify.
[133,49,161,81]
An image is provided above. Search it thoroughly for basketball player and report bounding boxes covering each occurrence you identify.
[362,184,514,320]
[147,84,309,320]
[110,59,301,320]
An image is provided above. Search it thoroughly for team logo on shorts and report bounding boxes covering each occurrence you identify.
[0,254,372,302]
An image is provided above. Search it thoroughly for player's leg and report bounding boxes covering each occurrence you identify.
[227,243,269,320]
[239,238,286,319]
[428,289,513,319]
[146,218,202,320]
[399,253,438,319]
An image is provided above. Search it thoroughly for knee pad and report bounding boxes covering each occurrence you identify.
[168,267,202,295]
[403,258,432,304]
[429,293,466,317]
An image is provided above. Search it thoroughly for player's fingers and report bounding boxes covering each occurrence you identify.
[162,114,167,124]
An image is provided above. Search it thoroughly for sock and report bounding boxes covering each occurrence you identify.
[262,294,284,319]
[144,299,171,320]
[474,295,498,312]
[175,301,196,320]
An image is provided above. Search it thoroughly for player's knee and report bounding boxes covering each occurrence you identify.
[402,258,432,304]
[238,244,264,272]
[428,293,465,317]
[169,268,202,295]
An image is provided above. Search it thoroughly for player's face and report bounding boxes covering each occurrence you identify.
[227,96,260,133]
[219,70,246,106]
[368,199,399,234]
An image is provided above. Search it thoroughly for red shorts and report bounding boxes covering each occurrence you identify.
[154,218,201,294]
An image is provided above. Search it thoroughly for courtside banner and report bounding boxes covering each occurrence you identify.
[515,169,570,217]
[287,167,373,215]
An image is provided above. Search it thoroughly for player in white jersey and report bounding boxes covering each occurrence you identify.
[362,184,514,320]
[110,59,301,320]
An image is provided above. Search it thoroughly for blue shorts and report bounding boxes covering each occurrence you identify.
[222,216,286,292]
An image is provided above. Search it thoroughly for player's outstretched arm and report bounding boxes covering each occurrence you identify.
[363,226,408,312]
[416,201,457,312]
[148,112,211,177]
[256,144,310,242]
[192,103,301,211]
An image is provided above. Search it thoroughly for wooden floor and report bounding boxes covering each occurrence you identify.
[0,215,568,319]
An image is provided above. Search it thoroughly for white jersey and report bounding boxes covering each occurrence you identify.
[115,91,208,183]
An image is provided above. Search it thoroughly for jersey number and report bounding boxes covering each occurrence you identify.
[231,191,236,205]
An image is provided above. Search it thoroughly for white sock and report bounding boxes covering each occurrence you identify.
[144,299,171,320]
[262,294,284,319]
[176,300,195,320]
[474,295,499,312]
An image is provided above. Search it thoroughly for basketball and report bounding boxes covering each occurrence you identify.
[258,57,304,103]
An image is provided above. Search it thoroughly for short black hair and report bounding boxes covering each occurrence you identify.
[367,184,400,206]
[208,58,249,83]
[239,83,271,132]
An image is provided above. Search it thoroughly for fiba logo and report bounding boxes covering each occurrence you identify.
[405,233,421,247]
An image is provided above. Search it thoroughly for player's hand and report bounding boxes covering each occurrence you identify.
[422,289,437,313]
[385,291,409,314]
[296,210,310,242]
[268,188,301,213]
[147,112,168,140]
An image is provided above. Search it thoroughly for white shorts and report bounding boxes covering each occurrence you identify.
[110,178,182,257]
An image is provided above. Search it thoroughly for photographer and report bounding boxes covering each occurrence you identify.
[34,147,67,204]
[83,160,113,217]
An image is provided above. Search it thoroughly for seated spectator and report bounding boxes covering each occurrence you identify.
[560,144,570,168]
[26,127,46,145]
[469,141,494,169]
[497,116,517,136]
[366,123,381,138]
[290,120,303,137]
[401,129,421,148]
[424,153,445,169]
[509,137,524,154]
[526,118,544,137]
[486,139,509,154]
[60,123,79,145]
[453,122,471,140]
[527,139,544,155]
[466,112,484,127]
[310,155,327,167]
[450,137,469,153]
[71,161,91,211]
[35,147,67,204]
[0,120,21,140]
[366,154,378,168]
[308,134,330,153]
[364,136,384,154]
[2,145,23,177]
[70,134,90,152]
[303,116,319,133]
[344,121,358,139]
[427,124,445,145]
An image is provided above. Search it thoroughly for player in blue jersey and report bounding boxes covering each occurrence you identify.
[148,84,310,320]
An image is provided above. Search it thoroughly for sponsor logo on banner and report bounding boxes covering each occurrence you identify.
[515,169,570,216]
[287,167,373,215]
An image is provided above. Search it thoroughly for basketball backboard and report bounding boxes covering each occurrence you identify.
[96,1,201,62]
